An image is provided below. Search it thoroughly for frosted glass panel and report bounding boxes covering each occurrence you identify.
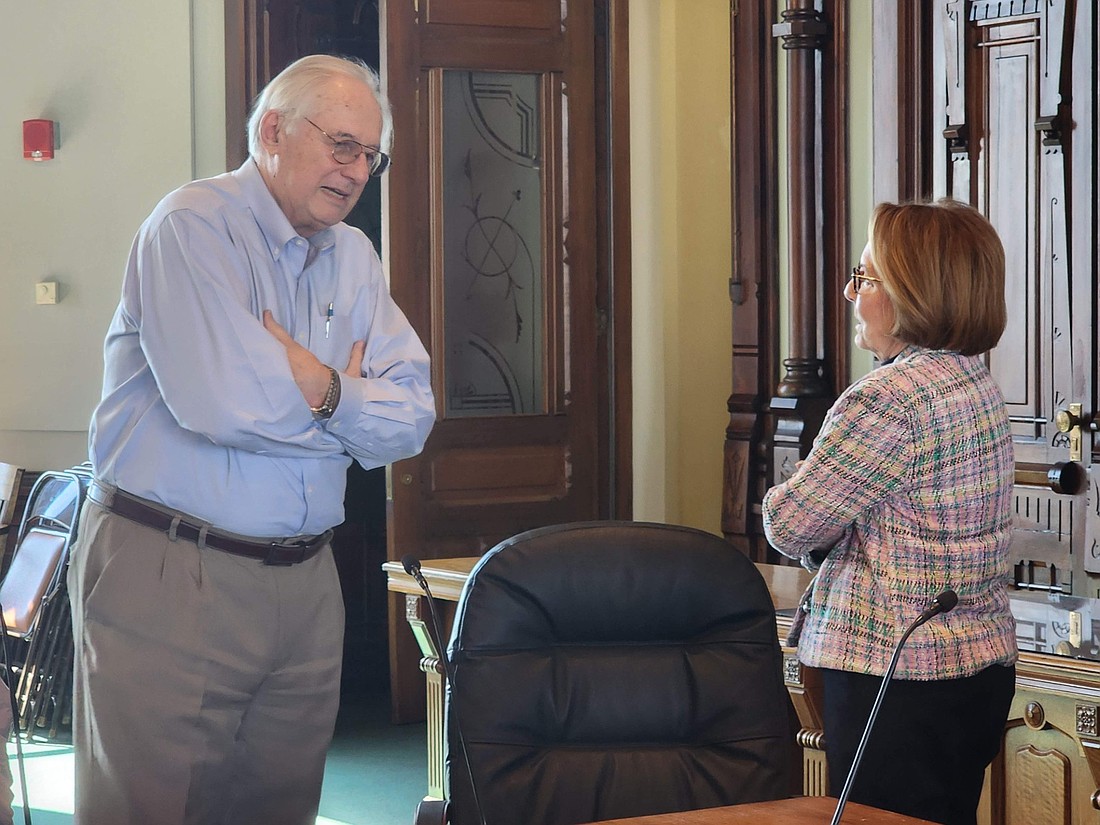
[442,71,545,417]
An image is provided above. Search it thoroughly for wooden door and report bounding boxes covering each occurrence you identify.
[930,0,1096,598]
[225,0,396,699]
[381,0,605,719]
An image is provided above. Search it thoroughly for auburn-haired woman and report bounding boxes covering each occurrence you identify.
[763,199,1017,825]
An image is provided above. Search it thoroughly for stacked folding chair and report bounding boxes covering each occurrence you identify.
[0,463,91,742]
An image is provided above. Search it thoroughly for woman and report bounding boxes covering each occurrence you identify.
[762,199,1017,825]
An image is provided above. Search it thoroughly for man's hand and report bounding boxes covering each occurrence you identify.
[263,310,366,407]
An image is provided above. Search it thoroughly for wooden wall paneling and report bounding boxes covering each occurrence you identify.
[1081,0,1100,587]
[768,0,834,494]
[872,0,934,205]
[594,0,633,519]
[724,0,850,561]
[821,0,850,400]
[724,0,780,559]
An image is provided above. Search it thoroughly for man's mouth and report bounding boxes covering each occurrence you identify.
[321,186,351,200]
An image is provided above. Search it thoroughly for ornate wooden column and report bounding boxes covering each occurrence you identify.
[723,1,780,559]
[723,0,848,561]
[769,2,835,491]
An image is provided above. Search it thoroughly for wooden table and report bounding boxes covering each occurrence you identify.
[383,555,813,799]
[580,796,934,824]
[383,556,812,613]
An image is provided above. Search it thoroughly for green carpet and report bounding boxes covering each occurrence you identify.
[9,694,428,825]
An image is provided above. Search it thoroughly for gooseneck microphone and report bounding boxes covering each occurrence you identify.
[401,555,488,825]
[829,588,959,825]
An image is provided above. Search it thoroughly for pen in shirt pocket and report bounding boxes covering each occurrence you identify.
[325,302,334,339]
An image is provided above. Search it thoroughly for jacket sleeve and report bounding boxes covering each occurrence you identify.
[762,378,916,566]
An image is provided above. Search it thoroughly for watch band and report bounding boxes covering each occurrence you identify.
[310,367,341,419]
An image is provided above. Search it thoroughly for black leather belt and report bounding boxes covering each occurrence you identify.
[89,482,331,566]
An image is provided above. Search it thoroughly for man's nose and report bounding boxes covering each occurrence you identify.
[342,153,372,185]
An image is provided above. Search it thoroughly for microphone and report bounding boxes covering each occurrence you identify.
[829,588,959,825]
[401,555,488,825]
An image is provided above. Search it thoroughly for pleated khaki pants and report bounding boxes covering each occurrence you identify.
[68,499,345,825]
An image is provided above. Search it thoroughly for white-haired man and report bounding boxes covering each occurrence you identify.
[69,55,434,825]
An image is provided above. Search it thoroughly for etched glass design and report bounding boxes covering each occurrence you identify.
[442,71,544,417]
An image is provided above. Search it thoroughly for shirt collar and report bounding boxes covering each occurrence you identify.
[233,159,336,261]
[879,343,921,367]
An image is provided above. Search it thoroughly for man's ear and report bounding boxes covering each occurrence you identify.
[259,110,282,152]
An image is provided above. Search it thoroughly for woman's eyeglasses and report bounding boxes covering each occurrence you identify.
[848,266,882,293]
[305,118,391,176]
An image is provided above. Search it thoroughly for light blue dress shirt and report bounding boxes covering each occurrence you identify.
[90,160,435,537]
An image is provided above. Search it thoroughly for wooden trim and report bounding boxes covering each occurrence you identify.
[725,0,780,559]
[223,0,265,170]
[872,0,932,203]
[595,0,633,519]
[822,0,850,399]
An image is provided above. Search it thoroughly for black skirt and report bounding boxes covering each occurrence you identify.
[821,663,1016,825]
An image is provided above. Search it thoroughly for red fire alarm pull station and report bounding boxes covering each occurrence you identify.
[23,119,57,161]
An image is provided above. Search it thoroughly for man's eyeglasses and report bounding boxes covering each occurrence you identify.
[848,266,882,293]
[304,118,390,176]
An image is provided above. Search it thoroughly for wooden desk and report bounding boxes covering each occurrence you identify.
[580,796,933,824]
[383,556,812,799]
[383,557,812,611]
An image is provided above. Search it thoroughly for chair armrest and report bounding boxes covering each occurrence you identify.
[413,798,449,825]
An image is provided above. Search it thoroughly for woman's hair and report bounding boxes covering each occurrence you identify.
[246,54,393,159]
[868,198,1006,356]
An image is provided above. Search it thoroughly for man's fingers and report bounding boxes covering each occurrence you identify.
[344,340,366,376]
[263,310,293,345]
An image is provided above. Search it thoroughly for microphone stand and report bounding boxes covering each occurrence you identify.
[829,590,958,825]
[402,555,488,825]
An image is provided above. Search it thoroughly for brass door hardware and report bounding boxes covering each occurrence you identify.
[1054,403,1095,462]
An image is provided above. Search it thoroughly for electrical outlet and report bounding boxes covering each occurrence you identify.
[35,281,58,305]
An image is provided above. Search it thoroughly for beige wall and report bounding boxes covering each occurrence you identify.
[0,1,224,469]
[630,0,733,532]
[629,0,877,530]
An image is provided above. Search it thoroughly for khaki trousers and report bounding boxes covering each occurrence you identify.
[68,499,345,825]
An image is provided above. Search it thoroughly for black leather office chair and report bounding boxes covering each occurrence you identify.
[416,521,796,825]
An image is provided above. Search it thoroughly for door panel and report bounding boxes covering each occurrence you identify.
[382,0,601,720]
[935,1,1089,595]
[421,0,559,29]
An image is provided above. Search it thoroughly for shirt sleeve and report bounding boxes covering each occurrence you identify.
[130,209,343,458]
[762,377,916,564]
[320,272,436,469]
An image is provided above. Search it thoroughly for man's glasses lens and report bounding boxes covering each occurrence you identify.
[305,118,390,176]
[332,141,390,175]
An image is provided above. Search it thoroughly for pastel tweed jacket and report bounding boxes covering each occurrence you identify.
[762,345,1018,680]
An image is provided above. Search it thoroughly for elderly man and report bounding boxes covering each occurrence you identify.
[69,55,434,825]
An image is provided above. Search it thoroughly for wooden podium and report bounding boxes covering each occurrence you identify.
[580,796,934,824]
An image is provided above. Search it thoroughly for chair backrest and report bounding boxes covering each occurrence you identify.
[15,470,87,540]
[0,527,68,637]
[444,521,795,825]
[0,464,23,529]
[0,469,89,640]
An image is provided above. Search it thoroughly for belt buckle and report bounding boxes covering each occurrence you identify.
[263,540,309,566]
